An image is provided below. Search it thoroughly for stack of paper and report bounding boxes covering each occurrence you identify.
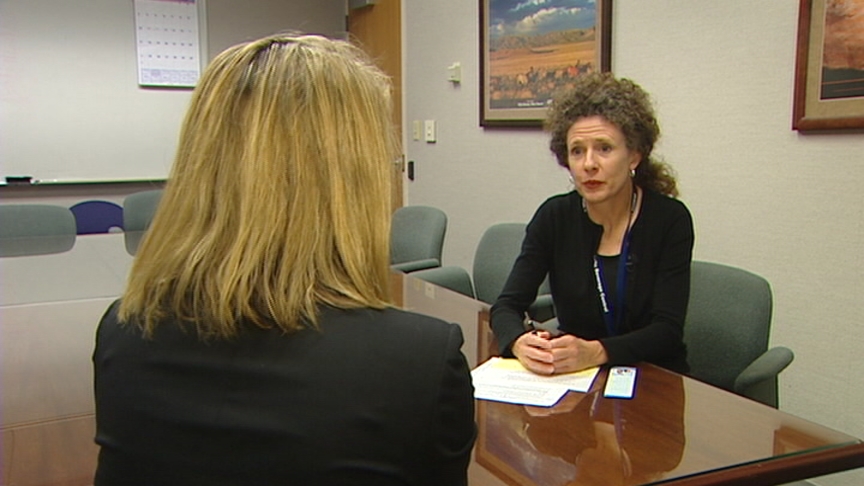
[471,357,600,407]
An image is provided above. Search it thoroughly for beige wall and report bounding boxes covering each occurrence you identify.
[0,0,345,183]
[206,0,345,59]
[404,2,864,485]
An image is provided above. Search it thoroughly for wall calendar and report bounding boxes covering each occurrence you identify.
[134,0,201,87]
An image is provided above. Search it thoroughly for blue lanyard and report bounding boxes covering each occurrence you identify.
[592,234,632,337]
[591,189,637,337]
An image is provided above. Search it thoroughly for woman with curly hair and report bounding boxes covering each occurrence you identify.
[491,72,694,375]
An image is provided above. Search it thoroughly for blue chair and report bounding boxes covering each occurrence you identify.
[69,200,124,235]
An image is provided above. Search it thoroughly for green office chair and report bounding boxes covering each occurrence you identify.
[390,205,447,273]
[684,260,794,408]
[410,266,475,298]
[123,189,164,256]
[0,204,77,257]
[472,223,554,322]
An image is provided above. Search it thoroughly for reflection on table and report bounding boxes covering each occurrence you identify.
[395,273,864,485]
[477,368,685,486]
[2,271,863,486]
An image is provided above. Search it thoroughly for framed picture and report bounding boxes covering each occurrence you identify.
[479,0,612,127]
[793,0,864,131]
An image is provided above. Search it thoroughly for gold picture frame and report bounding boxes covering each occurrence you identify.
[793,0,864,131]
[479,0,612,127]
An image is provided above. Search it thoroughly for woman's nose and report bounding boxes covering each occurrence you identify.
[582,150,598,170]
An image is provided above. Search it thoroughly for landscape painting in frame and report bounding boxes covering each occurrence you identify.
[480,0,611,127]
[793,0,864,130]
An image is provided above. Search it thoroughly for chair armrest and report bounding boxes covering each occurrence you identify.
[530,317,561,336]
[390,258,440,273]
[410,266,474,298]
[733,346,794,395]
[527,294,556,323]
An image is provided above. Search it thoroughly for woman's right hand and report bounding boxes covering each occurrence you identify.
[513,331,609,375]
[512,331,556,375]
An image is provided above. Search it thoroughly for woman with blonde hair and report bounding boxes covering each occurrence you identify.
[93,34,475,486]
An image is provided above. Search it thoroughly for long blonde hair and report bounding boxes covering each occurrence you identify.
[120,34,397,339]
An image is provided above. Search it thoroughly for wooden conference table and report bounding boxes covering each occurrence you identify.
[2,271,862,485]
[393,273,864,486]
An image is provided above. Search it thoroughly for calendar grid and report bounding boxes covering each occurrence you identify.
[134,0,201,87]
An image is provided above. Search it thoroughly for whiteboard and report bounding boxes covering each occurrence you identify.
[0,0,206,183]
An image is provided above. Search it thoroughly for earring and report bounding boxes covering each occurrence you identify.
[568,174,574,185]
[630,168,636,178]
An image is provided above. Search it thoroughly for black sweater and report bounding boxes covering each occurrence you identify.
[491,189,694,373]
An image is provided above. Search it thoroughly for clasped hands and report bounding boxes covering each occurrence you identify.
[512,330,608,375]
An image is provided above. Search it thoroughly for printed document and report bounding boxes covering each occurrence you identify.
[471,357,600,407]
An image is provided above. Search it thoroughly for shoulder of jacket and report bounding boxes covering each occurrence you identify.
[541,191,577,208]
[534,191,579,219]
[381,307,456,332]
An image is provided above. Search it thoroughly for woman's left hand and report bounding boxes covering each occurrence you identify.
[546,335,609,373]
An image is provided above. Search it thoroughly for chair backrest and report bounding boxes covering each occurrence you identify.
[472,223,550,305]
[684,261,773,393]
[123,189,164,256]
[0,204,77,257]
[69,200,124,235]
[390,205,447,268]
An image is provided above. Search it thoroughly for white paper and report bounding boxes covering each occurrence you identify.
[471,357,600,407]
[474,381,569,407]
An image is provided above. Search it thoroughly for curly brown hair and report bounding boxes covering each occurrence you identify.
[544,72,678,197]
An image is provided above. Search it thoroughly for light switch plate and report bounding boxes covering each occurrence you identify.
[424,120,436,143]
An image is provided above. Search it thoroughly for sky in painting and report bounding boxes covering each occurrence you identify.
[489,0,597,38]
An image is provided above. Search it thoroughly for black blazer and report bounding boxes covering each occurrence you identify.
[93,301,476,486]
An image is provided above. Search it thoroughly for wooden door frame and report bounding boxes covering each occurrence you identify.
[347,0,404,211]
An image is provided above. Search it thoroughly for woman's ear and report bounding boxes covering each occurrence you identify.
[629,152,642,171]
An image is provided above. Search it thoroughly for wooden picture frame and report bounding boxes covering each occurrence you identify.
[479,0,612,127]
[793,0,864,131]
